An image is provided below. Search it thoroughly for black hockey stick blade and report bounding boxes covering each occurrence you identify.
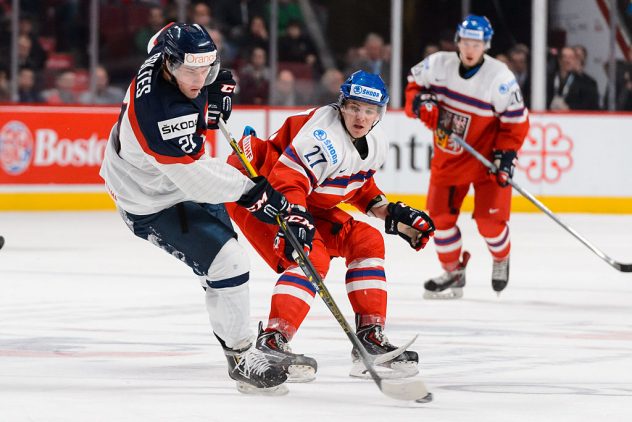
[615,262,632,272]
[380,379,433,402]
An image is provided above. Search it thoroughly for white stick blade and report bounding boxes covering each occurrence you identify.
[380,378,431,401]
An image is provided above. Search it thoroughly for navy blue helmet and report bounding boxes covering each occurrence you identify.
[162,23,220,86]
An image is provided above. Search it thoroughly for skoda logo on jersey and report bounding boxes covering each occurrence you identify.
[350,84,382,102]
[499,79,517,94]
[0,120,33,175]
[313,129,327,141]
[158,113,199,140]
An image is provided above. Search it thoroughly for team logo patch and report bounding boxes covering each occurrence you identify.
[157,114,198,140]
[499,79,517,94]
[350,84,382,102]
[312,129,327,141]
[0,120,33,175]
[435,109,470,155]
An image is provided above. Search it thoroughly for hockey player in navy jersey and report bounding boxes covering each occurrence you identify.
[100,23,291,395]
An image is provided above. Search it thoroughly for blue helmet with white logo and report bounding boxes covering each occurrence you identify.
[163,23,220,85]
[455,15,494,49]
[339,70,390,108]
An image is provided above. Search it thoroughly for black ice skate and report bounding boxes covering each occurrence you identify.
[492,257,510,295]
[423,251,471,300]
[255,322,318,383]
[350,317,419,379]
[218,335,290,396]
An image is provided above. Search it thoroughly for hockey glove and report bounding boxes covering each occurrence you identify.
[236,176,289,225]
[412,92,439,131]
[207,69,237,129]
[274,205,316,262]
[491,150,517,187]
[385,202,435,251]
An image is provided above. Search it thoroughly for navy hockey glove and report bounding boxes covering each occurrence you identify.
[274,205,315,262]
[236,176,289,225]
[385,202,435,251]
[491,150,517,187]
[412,92,439,130]
[207,69,237,129]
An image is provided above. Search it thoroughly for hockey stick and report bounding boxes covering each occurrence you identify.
[218,119,433,402]
[448,132,632,273]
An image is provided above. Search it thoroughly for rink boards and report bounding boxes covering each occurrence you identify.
[1,105,631,213]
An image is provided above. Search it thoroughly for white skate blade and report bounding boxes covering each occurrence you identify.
[380,378,432,402]
[423,287,463,300]
[235,381,289,396]
[286,365,316,383]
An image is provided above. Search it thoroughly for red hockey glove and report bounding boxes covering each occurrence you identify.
[491,150,517,187]
[274,205,315,262]
[207,69,236,129]
[412,92,439,130]
[385,202,435,251]
[236,176,289,225]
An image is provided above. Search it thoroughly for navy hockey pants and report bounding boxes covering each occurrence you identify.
[122,202,237,277]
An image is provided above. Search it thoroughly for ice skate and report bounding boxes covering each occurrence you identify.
[350,317,419,379]
[423,251,471,300]
[492,257,510,295]
[223,341,290,396]
[255,322,318,383]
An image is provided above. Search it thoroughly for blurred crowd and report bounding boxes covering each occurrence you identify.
[0,0,631,111]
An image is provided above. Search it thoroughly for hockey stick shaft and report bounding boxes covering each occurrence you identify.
[450,133,632,273]
[218,119,431,401]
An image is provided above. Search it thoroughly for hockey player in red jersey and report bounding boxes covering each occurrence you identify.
[100,23,292,395]
[404,15,529,299]
[225,71,435,381]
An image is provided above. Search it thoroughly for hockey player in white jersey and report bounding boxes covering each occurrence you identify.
[405,15,529,299]
[99,23,292,395]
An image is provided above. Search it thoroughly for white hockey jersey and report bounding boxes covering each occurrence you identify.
[228,105,388,212]
[100,47,252,215]
[405,51,529,186]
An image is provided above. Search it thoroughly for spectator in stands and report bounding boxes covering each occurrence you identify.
[79,65,124,105]
[17,35,45,73]
[0,67,9,101]
[346,33,390,85]
[42,70,78,104]
[18,15,47,72]
[270,69,299,106]
[239,15,269,60]
[17,67,44,103]
[209,28,237,70]
[547,46,599,110]
[508,44,530,107]
[312,67,344,105]
[134,6,166,56]
[275,0,304,33]
[190,1,215,33]
[213,0,266,41]
[238,46,270,105]
[278,19,317,67]
[495,53,510,66]
[620,65,632,110]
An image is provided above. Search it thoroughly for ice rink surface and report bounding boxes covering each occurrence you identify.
[1,210,631,422]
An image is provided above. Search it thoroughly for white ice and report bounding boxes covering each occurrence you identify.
[1,211,631,422]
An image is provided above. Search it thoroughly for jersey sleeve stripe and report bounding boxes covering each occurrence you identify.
[432,84,494,111]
